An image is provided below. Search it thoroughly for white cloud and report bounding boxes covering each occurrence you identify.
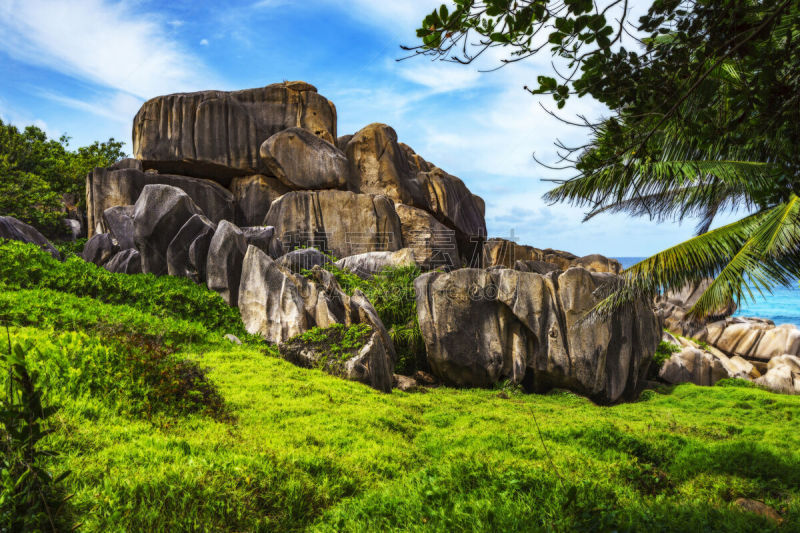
[200,38,209,46]
[395,60,481,93]
[37,90,142,125]
[0,0,217,99]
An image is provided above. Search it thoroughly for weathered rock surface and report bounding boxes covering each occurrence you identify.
[573,254,622,275]
[102,205,136,249]
[483,238,617,273]
[418,167,486,261]
[756,363,800,394]
[229,175,291,227]
[242,226,283,258]
[692,318,800,362]
[335,249,417,278]
[259,127,348,190]
[336,134,353,151]
[166,214,216,282]
[206,220,247,306]
[133,185,203,275]
[658,346,736,386]
[132,82,337,181]
[64,219,81,240]
[82,233,119,266]
[344,123,428,208]
[393,374,418,392]
[0,216,59,258]
[395,204,457,270]
[414,267,659,403]
[655,279,737,335]
[104,249,142,274]
[514,260,561,275]
[263,190,402,258]
[276,247,331,273]
[87,168,234,236]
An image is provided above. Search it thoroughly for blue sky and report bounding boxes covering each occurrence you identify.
[0,0,716,256]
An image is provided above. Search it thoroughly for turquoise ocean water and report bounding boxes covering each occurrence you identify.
[616,257,800,327]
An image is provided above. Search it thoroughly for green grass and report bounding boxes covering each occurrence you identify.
[1,240,799,531]
[2,321,797,531]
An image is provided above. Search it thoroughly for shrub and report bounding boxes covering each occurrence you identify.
[308,262,428,376]
[11,329,229,420]
[0,240,246,336]
[280,323,372,377]
[0,340,71,531]
[0,288,210,345]
[650,341,681,379]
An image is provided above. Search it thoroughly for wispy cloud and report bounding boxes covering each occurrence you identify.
[36,90,142,125]
[0,0,217,99]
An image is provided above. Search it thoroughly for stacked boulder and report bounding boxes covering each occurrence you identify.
[78,80,659,400]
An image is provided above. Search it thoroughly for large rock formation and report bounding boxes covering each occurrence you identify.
[82,233,118,266]
[483,238,620,273]
[655,279,737,335]
[344,123,429,208]
[132,82,337,181]
[102,205,136,249]
[229,175,290,227]
[133,185,203,275]
[692,317,800,362]
[87,168,234,236]
[414,267,659,403]
[263,190,403,258]
[104,249,142,274]
[334,248,417,279]
[0,216,59,259]
[259,127,349,190]
[395,204,458,270]
[206,220,248,306]
[166,214,216,282]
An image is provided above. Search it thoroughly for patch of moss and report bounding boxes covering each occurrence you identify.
[279,324,372,376]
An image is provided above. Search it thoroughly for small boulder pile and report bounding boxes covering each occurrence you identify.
[656,288,800,394]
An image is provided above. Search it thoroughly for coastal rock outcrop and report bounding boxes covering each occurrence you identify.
[0,216,59,259]
[133,185,203,275]
[334,249,417,279]
[132,82,337,181]
[259,127,349,190]
[229,175,290,227]
[483,238,620,273]
[82,233,118,266]
[87,168,234,236]
[414,267,659,403]
[104,249,142,274]
[263,190,403,258]
[692,318,800,362]
[206,220,248,306]
[166,214,216,282]
[102,205,136,250]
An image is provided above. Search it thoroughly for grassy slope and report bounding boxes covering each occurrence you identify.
[1,243,799,531]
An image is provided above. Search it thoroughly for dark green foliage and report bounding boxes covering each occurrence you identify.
[310,263,428,375]
[0,240,246,336]
[650,340,681,378]
[280,324,372,376]
[52,238,88,257]
[0,119,125,237]
[13,329,228,421]
[0,288,209,345]
[0,339,71,532]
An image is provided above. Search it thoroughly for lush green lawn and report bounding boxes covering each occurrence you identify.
[1,242,798,531]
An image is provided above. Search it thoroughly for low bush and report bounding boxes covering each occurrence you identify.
[0,288,210,345]
[308,262,428,375]
[280,323,372,377]
[0,240,246,335]
[10,329,229,420]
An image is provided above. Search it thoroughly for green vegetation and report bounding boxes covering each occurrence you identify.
[0,119,124,237]
[651,340,681,378]
[1,340,71,532]
[0,240,247,337]
[280,323,373,376]
[0,241,796,530]
[307,262,427,375]
[414,1,800,320]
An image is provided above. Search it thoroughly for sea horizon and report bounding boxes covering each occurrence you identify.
[616,257,800,328]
